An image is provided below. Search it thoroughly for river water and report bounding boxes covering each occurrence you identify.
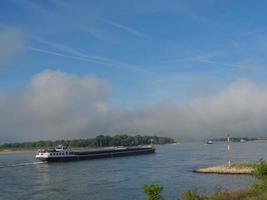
[1,142,266,200]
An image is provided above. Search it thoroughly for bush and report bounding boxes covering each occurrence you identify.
[143,183,164,200]
[253,159,267,179]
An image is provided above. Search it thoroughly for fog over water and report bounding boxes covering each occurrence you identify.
[1,70,267,142]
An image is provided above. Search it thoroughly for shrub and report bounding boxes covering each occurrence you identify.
[253,159,267,179]
[143,183,164,200]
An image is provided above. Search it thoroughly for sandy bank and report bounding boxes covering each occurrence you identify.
[0,149,36,155]
[193,164,255,175]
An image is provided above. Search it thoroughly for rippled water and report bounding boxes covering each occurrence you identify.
[1,142,266,200]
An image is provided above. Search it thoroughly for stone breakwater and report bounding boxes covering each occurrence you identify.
[193,164,255,175]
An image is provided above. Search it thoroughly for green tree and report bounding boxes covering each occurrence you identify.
[0,134,175,149]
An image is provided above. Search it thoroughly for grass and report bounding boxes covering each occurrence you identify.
[182,183,267,200]
[230,163,257,168]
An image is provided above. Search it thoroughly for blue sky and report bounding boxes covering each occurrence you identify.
[1,0,267,108]
[2,0,267,141]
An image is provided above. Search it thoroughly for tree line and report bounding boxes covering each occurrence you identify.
[0,135,175,149]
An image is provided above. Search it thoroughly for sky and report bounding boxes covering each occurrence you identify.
[1,0,267,142]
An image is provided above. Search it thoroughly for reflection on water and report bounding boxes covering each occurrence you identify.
[1,142,265,200]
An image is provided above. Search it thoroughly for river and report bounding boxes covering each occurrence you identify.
[1,141,266,200]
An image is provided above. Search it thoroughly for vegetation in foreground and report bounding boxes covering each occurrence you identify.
[0,134,175,151]
[144,183,164,200]
[144,160,267,200]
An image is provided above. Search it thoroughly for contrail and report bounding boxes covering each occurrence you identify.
[28,46,157,75]
[99,18,146,38]
[29,34,158,75]
[194,59,240,68]
[27,46,117,66]
[30,35,126,64]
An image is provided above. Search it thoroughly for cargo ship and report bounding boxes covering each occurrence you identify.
[35,145,155,162]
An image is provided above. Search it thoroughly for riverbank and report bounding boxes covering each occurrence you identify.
[183,183,267,200]
[183,162,267,199]
[0,149,36,154]
[193,163,255,175]
[144,162,267,199]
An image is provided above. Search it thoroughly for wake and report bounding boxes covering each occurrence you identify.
[0,161,44,168]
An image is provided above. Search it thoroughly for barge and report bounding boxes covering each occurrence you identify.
[35,145,155,162]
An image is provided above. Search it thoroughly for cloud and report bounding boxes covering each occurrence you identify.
[0,28,24,65]
[1,70,267,142]
[0,70,112,141]
[126,80,267,140]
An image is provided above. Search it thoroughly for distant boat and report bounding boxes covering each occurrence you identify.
[240,139,246,143]
[206,140,213,144]
[170,142,180,145]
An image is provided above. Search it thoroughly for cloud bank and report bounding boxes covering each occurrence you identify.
[126,80,267,140]
[1,70,267,142]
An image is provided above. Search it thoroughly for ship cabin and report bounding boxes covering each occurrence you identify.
[36,145,73,161]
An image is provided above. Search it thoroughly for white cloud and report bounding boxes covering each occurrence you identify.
[0,70,111,141]
[125,80,267,139]
[1,70,267,142]
[0,28,24,65]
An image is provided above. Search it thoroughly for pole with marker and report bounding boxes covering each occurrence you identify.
[150,138,154,148]
[226,132,231,167]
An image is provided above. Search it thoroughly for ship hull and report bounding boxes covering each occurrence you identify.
[36,147,155,162]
